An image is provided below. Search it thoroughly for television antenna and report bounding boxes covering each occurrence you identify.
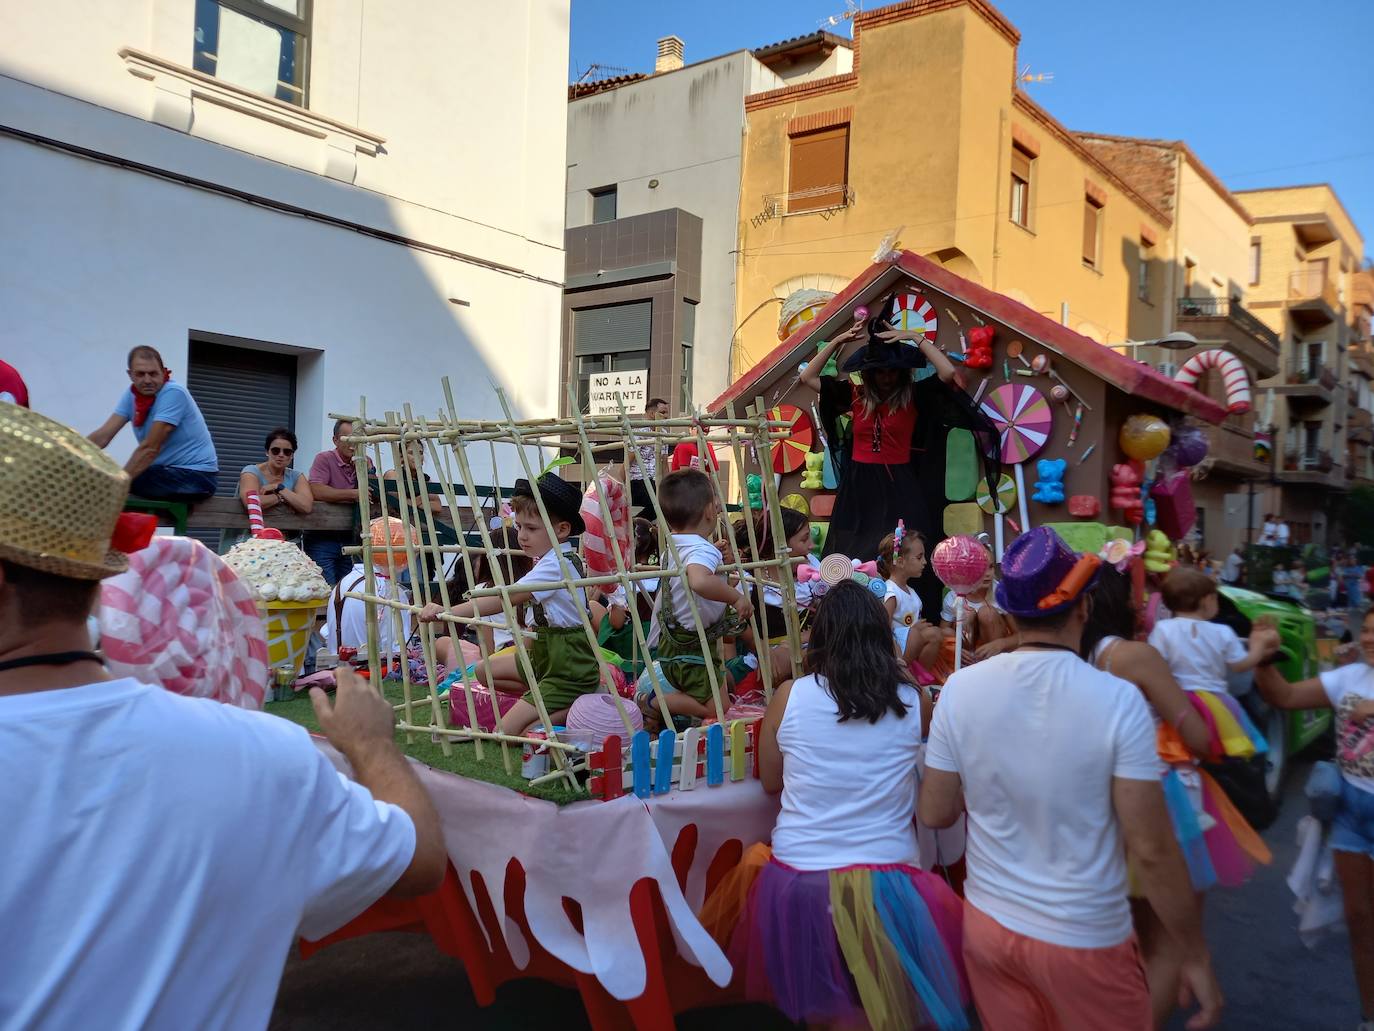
[1018,65,1055,85]
[819,0,861,32]
[575,62,631,84]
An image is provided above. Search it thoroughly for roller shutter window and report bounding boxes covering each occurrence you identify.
[572,301,652,412]
[1010,146,1032,228]
[787,125,849,213]
[186,339,297,499]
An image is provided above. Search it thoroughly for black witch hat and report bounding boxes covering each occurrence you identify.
[840,304,928,374]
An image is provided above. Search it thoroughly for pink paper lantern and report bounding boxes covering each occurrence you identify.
[932,535,990,596]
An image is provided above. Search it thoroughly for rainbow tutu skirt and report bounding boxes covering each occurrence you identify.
[700,843,969,1031]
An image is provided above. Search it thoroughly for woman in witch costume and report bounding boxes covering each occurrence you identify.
[800,298,999,614]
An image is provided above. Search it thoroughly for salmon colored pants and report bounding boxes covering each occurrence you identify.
[963,901,1151,1031]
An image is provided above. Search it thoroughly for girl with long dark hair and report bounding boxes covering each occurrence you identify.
[700,582,967,1030]
[1081,565,1263,1028]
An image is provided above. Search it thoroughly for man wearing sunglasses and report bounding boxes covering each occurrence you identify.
[87,346,219,501]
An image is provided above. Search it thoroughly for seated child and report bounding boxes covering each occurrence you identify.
[420,473,599,735]
[876,526,942,671]
[939,546,1016,661]
[643,469,753,722]
[326,516,456,673]
[729,508,816,688]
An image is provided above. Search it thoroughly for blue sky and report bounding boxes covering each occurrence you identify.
[569,0,1374,251]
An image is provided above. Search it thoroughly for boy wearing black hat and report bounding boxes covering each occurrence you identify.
[420,472,599,735]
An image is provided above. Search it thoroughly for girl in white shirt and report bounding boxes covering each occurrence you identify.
[877,527,942,670]
[1254,609,1374,1029]
[700,581,967,1031]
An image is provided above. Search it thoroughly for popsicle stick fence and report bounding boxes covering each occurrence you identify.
[330,379,804,797]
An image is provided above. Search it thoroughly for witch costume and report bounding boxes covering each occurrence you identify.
[816,299,1000,614]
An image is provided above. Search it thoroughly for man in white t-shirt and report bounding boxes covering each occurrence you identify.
[920,527,1221,1031]
[0,403,446,1031]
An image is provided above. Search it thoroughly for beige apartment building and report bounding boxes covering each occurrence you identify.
[1240,185,1365,545]
[1079,135,1281,556]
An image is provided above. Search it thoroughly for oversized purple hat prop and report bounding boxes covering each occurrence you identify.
[995,526,1101,619]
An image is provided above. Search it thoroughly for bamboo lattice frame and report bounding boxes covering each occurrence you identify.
[332,379,806,794]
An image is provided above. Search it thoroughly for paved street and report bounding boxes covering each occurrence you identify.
[270,757,1358,1030]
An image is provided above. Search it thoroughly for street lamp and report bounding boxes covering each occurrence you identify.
[1115,331,1202,352]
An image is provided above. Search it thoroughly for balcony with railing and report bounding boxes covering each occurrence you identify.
[1280,446,1345,488]
[1274,357,1337,404]
[1174,296,1281,378]
[1288,268,1340,327]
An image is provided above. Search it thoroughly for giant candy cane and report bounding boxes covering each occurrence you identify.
[1174,349,1251,414]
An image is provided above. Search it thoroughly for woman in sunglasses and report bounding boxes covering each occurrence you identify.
[238,427,314,518]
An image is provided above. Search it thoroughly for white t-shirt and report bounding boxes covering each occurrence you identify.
[1322,662,1374,795]
[1260,521,1278,545]
[926,651,1159,948]
[662,533,727,630]
[1147,617,1246,694]
[0,679,415,1031]
[773,674,924,870]
[518,542,585,628]
[325,564,411,657]
[1222,553,1243,584]
[1277,522,1291,545]
[885,578,922,652]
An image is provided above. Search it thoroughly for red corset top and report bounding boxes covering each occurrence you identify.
[850,399,917,464]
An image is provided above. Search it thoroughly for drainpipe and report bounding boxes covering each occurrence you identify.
[991,108,1006,292]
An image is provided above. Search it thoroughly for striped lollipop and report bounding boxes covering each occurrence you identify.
[976,472,1017,514]
[980,383,1052,464]
[889,292,938,345]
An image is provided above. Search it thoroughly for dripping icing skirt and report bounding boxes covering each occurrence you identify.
[699,843,969,1031]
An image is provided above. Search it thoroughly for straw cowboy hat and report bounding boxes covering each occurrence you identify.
[0,402,144,580]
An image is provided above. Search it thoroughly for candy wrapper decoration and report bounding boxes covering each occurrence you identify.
[99,536,269,709]
[580,472,630,576]
[1164,423,1209,468]
[1119,414,1171,462]
[1099,537,1146,573]
[1150,470,1196,541]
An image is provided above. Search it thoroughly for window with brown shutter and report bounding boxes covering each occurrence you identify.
[1009,145,1033,228]
[1082,196,1103,268]
[787,125,849,213]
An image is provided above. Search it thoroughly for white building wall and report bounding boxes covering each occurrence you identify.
[0,0,569,473]
[565,53,783,408]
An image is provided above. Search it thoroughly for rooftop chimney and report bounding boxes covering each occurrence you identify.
[655,35,684,74]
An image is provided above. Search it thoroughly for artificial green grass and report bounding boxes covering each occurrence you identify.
[265,684,590,805]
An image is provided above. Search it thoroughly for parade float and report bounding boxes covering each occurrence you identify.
[271,249,1248,1030]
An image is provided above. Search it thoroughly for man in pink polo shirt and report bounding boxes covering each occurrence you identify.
[305,419,370,585]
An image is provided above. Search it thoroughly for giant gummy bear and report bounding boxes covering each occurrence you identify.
[1144,528,1176,573]
[1110,461,1145,525]
[965,325,994,369]
[1032,458,1066,504]
[800,450,825,489]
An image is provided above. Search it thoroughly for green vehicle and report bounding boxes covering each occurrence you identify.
[1216,586,1333,802]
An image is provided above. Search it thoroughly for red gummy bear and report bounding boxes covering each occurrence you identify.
[965,325,994,369]
[1110,461,1145,525]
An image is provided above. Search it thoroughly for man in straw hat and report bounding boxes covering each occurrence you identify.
[0,402,445,1029]
[919,527,1222,1030]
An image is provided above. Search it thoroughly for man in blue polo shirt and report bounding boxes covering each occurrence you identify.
[88,346,219,501]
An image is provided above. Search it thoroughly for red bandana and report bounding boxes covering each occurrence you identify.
[130,370,171,428]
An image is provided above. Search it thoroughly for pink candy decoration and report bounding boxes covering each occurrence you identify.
[853,305,869,322]
[566,691,643,747]
[931,534,990,595]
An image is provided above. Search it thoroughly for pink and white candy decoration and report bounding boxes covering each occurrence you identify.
[931,535,991,672]
[580,473,630,576]
[1174,349,1251,414]
[243,490,284,541]
[99,536,269,709]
